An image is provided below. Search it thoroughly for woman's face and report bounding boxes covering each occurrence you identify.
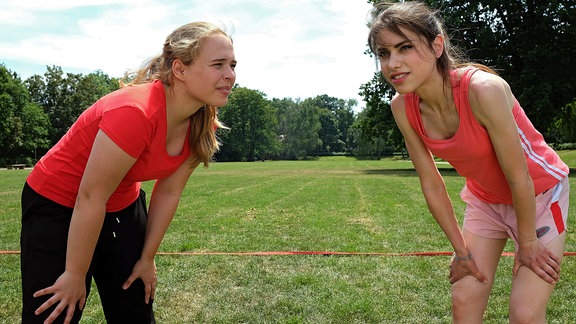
[181,33,237,108]
[374,27,441,94]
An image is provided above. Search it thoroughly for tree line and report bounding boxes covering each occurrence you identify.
[0,64,386,165]
[1,0,575,165]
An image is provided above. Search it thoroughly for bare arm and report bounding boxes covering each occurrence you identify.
[391,95,466,254]
[468,71,560,283]
[122,155,197,302]
[391,95,487,284]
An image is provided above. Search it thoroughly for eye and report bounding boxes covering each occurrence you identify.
[376,49,389,58]
[400,44,413,51]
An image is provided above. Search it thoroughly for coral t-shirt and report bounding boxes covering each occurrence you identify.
[404,68,568,204]
[27,80,191,212]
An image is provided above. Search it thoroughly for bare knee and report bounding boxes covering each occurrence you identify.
[509,264,557,324]
[451,286,470,311]
[509,283,551,324]
[451,279,491,323]
[509,303,546,324]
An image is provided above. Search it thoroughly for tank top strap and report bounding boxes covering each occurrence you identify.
[450,67,480,117]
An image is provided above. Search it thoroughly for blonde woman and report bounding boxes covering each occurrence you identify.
[21,22,236,323]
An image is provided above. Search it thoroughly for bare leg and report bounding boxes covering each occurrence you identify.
[451,230,507,324]
[508,232,566,324]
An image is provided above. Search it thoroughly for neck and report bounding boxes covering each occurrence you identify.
[164,83,204,125]
[414,72,452,112]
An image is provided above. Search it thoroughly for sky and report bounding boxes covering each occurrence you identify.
[0,0,379,110]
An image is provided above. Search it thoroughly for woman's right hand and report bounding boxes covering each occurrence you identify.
[449,255,488,284]
[33,271,86,324]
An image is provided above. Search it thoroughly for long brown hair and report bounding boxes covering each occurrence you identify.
[367,1,496,83]
[121,22,230,167]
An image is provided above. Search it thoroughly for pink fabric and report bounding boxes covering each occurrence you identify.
[461,177,569,248]
[404,67,569,204]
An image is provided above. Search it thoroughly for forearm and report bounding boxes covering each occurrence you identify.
[65,200,106,275]
[509,178,537,245]
[139,190,181,261]
[422,184,467,255]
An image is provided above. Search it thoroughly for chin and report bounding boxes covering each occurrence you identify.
[209,100,228,108]
[391,87,409,95]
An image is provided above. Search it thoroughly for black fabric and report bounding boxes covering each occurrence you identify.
[20,182,155,323]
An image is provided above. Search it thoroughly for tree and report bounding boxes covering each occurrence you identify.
[217,86,279,161]
[272,97,322,160]
[26,66,76,144]
[356,72,402,157]
[26,66,119,146]
[429,0,576,140]
[271,98,298,159]
[0,65,50,164]
[308,94,357,154]
[550,100,576,145]
[19,101,51,161]
[335,99,357,153]
[291,98,323,158]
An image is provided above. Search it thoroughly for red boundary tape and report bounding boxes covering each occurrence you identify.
[2,250,576,256]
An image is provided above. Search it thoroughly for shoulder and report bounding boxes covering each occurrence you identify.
[100,82,164,117]
[390,92,409,114]
[104,82,157,104]
[390,93,416,134]
[467,70,516,125]
[391,92,404,107]
[467,70,512,104]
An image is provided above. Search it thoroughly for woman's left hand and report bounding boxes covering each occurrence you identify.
[514,239,560,284]
[122,258,157,303]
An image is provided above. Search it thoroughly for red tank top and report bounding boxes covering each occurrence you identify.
[404,68,568,204]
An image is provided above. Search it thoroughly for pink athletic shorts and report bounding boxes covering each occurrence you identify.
[461,176,570,250]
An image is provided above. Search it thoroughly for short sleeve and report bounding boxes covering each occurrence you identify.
[99,107,154,158]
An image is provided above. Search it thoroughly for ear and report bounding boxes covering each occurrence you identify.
[432,34,444,58]
[172,59,186,81]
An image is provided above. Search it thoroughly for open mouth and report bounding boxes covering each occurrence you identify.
[391,73,408,80]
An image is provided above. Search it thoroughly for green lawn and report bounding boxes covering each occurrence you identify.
[1,154,575,323]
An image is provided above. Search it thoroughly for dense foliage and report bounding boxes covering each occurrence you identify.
[0,67,50,165]
[0,65,119,166]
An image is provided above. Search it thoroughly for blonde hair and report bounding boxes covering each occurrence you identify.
[121,22,231,167]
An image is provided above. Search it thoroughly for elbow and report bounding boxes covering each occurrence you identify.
[74,189,109,209]
[506,171,533,189]
[506,174,535,197]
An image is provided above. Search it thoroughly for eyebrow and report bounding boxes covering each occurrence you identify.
[211,58,237,64]
[393,39,412,48]
[376,38,412,53]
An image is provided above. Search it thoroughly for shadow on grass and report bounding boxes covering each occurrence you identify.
[365,168,576,178]
[363,168,460,177]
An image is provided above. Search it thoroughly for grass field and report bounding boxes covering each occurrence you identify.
[1,154,575,323]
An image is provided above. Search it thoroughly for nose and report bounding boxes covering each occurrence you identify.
[387,53,402,70]
[224,65,235,81]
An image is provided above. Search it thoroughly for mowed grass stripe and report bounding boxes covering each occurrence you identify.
[159,160,455,253]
